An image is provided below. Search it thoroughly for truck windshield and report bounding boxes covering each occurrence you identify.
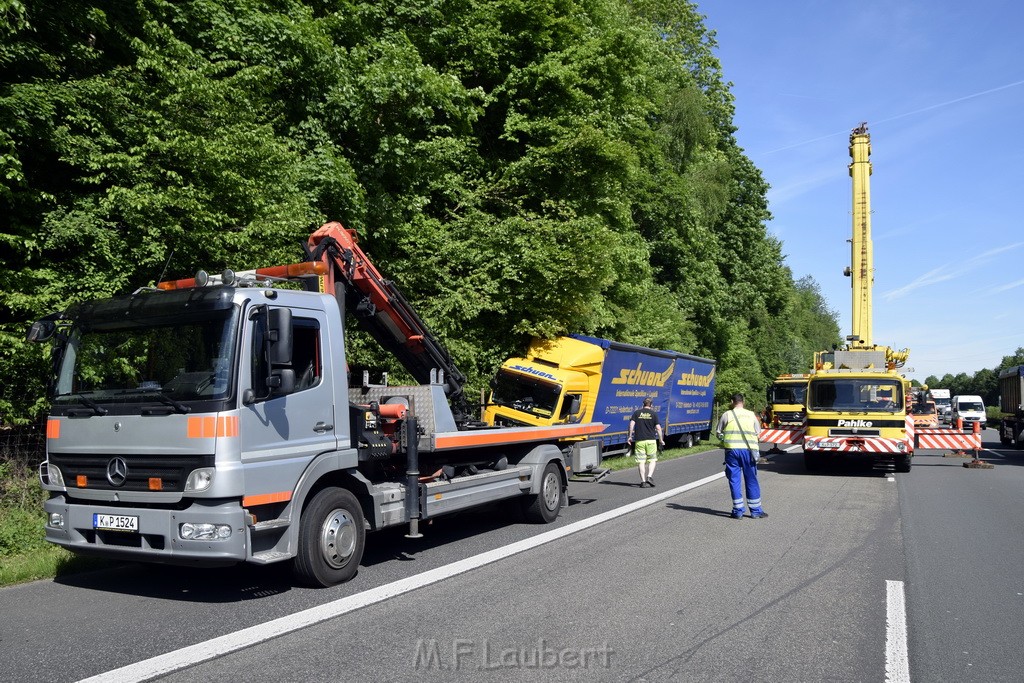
[490,369,561,417]
[769,384,806,405]
[54,308,239,406]
[808,378,904,413]
[911,403,936,415]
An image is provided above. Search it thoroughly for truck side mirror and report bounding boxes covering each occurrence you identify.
[269,368,296,396]
[568,395,581,416]
[26,319,56,342]
[268,308,293,365]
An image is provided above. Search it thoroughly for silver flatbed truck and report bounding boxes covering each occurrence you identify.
[29,222,604,586]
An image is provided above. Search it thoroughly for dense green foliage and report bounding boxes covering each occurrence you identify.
[925,347,1024,409]
[1,0,841,422]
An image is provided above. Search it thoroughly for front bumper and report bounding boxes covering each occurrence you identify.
[804,436,910,456]
[44,495,248,566]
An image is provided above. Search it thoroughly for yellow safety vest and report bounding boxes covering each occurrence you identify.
[722,408,759,450]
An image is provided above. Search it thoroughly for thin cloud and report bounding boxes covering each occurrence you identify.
[759,77,1024,156]
[883,242,1024,300]
[989,277,1024,294]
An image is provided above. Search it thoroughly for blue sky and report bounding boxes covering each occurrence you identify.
[700,1,1024,383]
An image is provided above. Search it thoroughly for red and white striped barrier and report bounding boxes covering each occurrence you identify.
[914,428,981,451]
[759,426,805,445]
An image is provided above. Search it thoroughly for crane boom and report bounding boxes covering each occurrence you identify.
[847,122,873,348]
[305,222,471,424]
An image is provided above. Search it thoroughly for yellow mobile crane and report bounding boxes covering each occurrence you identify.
[802,123,914,472]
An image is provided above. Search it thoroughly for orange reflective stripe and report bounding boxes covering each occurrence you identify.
[435,423,604,449]
[218,416,238,437]
[46,419,60,439]
[187,416,238,438]
[243,491,292,507]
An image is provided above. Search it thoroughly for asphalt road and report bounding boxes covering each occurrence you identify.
[1,432,1021,682]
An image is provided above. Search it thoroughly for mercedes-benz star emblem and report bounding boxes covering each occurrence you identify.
[106,457,128,487]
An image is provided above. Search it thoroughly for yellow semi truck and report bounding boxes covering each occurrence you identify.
[483,335,716,453]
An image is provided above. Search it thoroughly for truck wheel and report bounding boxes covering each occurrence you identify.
[685,433,694,448]
[293,487,365,587]
[523,461,563,524]
[803,451,822,471]
[895,455,912,473]
[1001,432,1012,446]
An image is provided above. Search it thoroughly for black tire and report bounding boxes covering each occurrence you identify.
[523,461,563,524]
[1000,433,1012,447]
[895,455,912,473]
[685,433,694,448]
[803,451,823,471]
[293,487,365,587]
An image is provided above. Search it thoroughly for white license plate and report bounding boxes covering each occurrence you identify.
[818,441,841,449]
[93,514,139,532]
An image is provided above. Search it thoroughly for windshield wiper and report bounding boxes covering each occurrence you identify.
[140,390,191,414]
[72,392,108,416]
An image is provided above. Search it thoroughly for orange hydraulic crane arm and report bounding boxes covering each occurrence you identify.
[305,222,471,423]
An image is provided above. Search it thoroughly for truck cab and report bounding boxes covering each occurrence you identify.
[484,337,602,428]
[764,374,809,426]
[803,349,912,472]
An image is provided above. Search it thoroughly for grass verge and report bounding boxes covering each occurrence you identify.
[600,441,718,472]
[0,545,112,587]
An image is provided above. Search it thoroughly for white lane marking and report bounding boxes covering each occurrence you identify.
[885,579,911,683]
[80,471,726,683]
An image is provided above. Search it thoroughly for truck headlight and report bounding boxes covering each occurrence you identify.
[43,463,65,488]
[179,523,232,540]
[184,468,215,492]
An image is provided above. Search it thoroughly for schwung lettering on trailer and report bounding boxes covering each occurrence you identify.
[592,349,676,447]
[669,361,716,437]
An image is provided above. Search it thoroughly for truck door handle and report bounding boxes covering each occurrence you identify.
[313,422,334,433]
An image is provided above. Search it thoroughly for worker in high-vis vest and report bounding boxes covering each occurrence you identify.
[715,393,768,519]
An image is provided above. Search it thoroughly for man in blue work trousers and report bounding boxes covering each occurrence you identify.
[715,393,767,519]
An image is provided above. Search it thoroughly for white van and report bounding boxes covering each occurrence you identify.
[950,394,986,430]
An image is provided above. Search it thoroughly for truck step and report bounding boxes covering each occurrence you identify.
[251,518,291,532]
[250,550,292,564]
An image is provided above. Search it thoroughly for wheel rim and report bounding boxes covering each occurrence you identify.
[542,471,560,511]
[320,508,357,569]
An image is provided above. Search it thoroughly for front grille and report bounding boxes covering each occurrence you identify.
[829,428,881,437]
[48,453,215,492]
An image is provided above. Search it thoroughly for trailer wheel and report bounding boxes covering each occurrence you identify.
[685,433,694,448]
[293,487,365,587]
[523,461,562,524]
[1000,432,1012,446]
